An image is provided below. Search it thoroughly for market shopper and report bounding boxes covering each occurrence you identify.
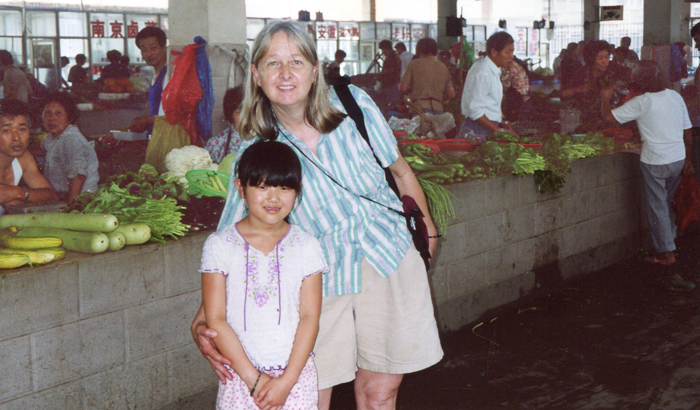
[68,54,88,87]
[0,99,58,215]
[560,40,614,133]
[99,50,130,83]
[0,50,31,103]
[373,39,402,117]
[204,86,244,163]
[458,31,514,138]
[602,61,693,266]
[40,93,99,204]
[323,49,346,86]
[191,20,442,410]
[559,42,583,90]
[395,42,414,77]
[400,38,456,114]
[500,57,530,122]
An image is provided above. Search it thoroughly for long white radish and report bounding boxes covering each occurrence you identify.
[0,213,119,232]
[17,227,109,254]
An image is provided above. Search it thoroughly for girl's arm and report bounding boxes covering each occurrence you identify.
[254,273,322,408]
[190,302,233,383]
[202,272,268,391]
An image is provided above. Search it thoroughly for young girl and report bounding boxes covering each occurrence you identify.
[200,140,326,410]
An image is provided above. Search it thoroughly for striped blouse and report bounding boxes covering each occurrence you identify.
[218,85,411,297]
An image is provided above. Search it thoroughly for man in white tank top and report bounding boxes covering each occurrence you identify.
[0,99,58,215]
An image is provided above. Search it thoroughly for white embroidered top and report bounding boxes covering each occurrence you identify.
[199,224,328,371]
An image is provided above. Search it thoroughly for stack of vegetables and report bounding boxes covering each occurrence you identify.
[0,213,152,268]
[402,130,619,192]
[69,164,189,242]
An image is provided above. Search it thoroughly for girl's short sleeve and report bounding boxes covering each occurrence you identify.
[303,234,329,280]
[199,232,229,276]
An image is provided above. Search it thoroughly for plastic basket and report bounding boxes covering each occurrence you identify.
[185,170,230,198]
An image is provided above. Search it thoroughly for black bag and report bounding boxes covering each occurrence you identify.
[333,81,431,269]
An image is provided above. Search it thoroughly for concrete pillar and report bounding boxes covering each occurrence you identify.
[643,0,689,45]
[437,0,458,50]
[169,0,248,136]
[583,0,599,42]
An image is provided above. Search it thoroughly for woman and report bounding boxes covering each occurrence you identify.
[561,40,614,133]
[602,61,693,267]
[204,86,244,163]
[191,20,443,410]
[41,93,99,204]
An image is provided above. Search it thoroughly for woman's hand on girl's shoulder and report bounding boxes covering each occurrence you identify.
[253,374,295,410]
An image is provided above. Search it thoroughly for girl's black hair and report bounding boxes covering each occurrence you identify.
[236,140,302,192]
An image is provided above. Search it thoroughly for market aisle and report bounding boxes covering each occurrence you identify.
[331,230,700,409]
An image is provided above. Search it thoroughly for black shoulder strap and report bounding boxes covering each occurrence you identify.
[333,82,401,197]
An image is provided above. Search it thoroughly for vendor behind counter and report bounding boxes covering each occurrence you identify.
[559,40,618,134]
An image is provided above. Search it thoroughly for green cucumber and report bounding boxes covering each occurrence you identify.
[114,223,152,245]
[17,227,109,253]
[0,213,119,232]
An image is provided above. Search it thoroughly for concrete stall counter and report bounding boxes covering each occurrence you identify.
[0,152,646,409]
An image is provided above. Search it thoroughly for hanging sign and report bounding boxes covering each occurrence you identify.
[600,6,623,21]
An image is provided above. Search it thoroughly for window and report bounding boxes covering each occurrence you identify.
[27,11,57,37]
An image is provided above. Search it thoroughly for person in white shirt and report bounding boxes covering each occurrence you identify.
[458,31,515,139]
[395,42,414,78]
[602,61,694,266]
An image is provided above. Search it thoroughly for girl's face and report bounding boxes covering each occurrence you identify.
[235,179,297,228]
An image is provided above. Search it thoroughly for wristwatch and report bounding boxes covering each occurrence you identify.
[22,186,29,202]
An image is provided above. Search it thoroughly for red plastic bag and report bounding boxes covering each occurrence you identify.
[162,43,203,146]
[673,174,700,230]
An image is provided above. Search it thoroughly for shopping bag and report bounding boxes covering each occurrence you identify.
[144,116,191,174]
[162,43,203,146]
[673,173,700,230]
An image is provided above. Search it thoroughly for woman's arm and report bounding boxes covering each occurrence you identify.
[202,272,264,391]
[66,174,86,205]
[191,303,233,382]
[255,273,322,408]
[389,153,439,255]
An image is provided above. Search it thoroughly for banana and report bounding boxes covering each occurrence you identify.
[0,227,62,250]
[0,248,55,265]
[36,247,66,261]
[0,253,31,269]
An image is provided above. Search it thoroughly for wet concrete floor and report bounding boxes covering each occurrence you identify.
[330,230,700,409]
[164,230,700,410]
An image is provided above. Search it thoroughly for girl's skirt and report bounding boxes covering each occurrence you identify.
[216,356,318,410]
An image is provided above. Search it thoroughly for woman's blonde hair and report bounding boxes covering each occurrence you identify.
[238,20,345,140]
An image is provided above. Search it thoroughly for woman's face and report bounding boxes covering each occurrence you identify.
[42,102,71,137]
[251,31,317,113]
[592,50,610,73]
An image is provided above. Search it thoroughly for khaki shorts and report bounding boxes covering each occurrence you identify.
[313,245,444,390]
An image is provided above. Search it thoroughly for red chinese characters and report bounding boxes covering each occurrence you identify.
[127,21,139,38]
[91,20,105,38]
[110,20,124,38]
